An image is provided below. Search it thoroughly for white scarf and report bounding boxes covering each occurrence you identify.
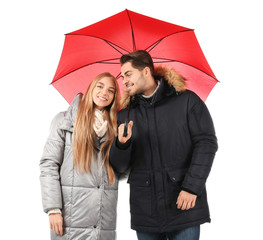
[93,109,108,138]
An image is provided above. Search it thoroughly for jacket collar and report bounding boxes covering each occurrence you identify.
[58,93,107,147]
[120,65,186,108]
[134,78,168,106]
[59,93,82,132]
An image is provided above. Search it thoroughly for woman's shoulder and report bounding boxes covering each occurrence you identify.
[49,111,66,131]
[70,93,83,108]
[65,93,83,122]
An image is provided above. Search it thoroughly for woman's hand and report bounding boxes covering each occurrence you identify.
[118,121,133,144]
[49,213,63,236]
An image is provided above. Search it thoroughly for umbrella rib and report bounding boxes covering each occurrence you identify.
[153,58,218,81]
[51,58,121,85]
[147,39,163,53]
[125,9,136,51]
[115,72,122,79]
[146,29,194,53]
[103,39,129,55]
[67,33,130,54]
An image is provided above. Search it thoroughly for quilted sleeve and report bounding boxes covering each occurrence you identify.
[39,112,66,213]
[182,92,218,196]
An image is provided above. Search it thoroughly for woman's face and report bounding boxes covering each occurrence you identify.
[92,77,116,110]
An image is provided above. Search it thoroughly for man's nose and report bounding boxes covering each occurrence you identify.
[122,77,127,85]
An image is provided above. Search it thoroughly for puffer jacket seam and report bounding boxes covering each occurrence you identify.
[98,160,104,239]
[47,138,65,144]
[61,185,118,190]
[67,132,75,240]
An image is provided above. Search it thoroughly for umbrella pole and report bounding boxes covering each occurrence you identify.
[123,97,132,137]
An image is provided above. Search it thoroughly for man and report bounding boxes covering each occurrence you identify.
[110,50,218,240]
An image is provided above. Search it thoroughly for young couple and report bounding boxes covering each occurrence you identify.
[40,50,218,240]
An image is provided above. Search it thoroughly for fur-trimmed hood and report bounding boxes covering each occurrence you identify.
[120,65,186,108]
[59,93,83,132]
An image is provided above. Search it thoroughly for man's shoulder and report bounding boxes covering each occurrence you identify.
[165,89,192,101]
[173,89,201,101]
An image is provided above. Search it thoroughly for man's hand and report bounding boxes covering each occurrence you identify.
[176,190,197,210]
[49,213,63,236]
[118,121,133,144]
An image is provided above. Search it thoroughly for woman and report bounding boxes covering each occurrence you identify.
[40,72,120,240]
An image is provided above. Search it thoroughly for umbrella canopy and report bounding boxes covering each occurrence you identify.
[51,9,218,104]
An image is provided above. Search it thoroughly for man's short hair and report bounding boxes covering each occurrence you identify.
[120,50,154,76]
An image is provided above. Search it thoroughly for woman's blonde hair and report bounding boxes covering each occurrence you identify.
[73,72,120,185]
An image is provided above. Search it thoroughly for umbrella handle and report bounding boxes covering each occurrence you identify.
[123,120,128,137]
[123,96,132,137]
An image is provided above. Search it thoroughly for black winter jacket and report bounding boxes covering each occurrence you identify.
[110,66,218,232]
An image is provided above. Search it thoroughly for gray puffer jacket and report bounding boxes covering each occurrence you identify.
[40,94,118,240]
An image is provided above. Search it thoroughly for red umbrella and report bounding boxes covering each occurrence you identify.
[51,9,218,104]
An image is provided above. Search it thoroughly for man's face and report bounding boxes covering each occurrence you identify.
[121,62,147,96]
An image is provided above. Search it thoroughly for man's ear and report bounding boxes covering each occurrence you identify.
[143,67,151,77]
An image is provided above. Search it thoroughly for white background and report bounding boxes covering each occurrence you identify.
[1,0,263,239]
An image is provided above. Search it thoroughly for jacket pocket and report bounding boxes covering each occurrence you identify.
[165,168,201,214]
[167,168,187,184]
[165,168,187,205]
[165,168,186,213]
[127,172,151,216]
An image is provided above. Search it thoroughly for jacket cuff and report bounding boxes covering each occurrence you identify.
[48,209,62,216]
[181,187,197,196]
[116,137,131,149]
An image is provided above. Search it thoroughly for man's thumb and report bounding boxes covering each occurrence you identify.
[129,121,133,128]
